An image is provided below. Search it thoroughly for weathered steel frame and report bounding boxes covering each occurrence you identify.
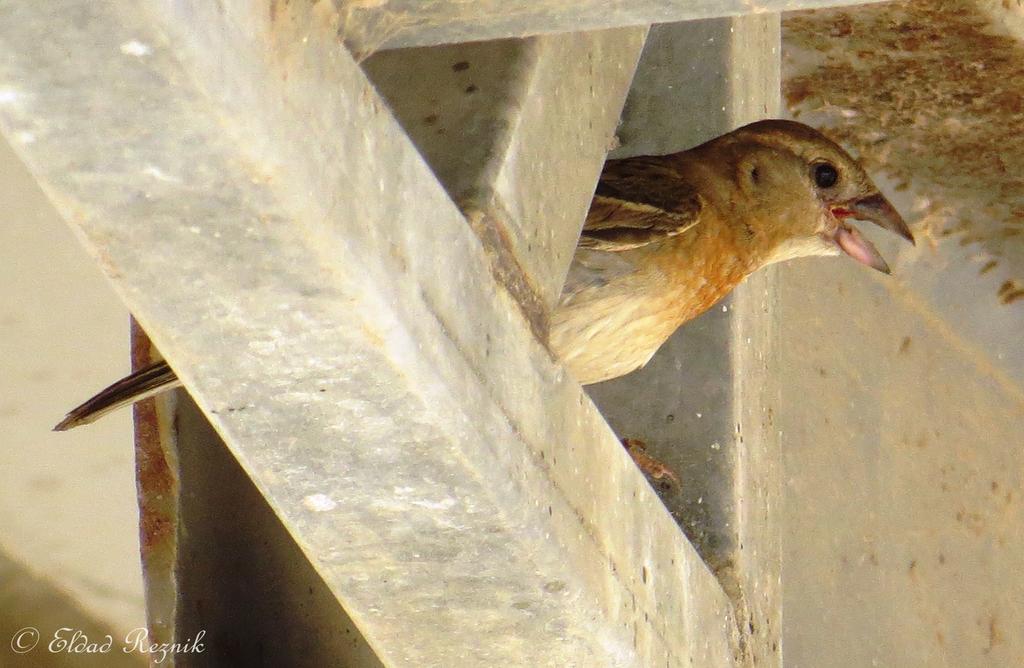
[0,0,878,664]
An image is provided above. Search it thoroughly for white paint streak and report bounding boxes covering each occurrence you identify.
[411,497,457,511]
[119,40,152,57]
[249,340,277,355]
[142,164,180,182]
[302,493,337,512]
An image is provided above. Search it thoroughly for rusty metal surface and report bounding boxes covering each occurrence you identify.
[130,324,178,653]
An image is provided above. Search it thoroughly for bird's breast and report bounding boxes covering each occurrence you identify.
[653,233,749,322]
[550,288,682,385]
[551,234,749,385]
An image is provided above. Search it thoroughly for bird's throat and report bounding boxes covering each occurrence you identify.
[657,231,752,324]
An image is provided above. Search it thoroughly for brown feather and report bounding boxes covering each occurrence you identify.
[53,360,181,431]
[579,157,703,251]
[553,119,909,385]
[54,120,907,427]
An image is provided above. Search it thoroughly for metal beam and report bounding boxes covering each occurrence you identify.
[363,29,646,315]
[132,325,383,666]
[0,1,740,665]
[589,17,783,665]
[139,23,647,666]
[336,0,889,55]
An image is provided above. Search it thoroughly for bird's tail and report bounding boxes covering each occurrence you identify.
[54,360,182,431]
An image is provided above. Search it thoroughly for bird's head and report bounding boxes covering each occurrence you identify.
[708,119,914,274]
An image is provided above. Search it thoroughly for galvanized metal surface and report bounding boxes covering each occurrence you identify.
[132,327,382,668]
[171,392,385,667]
[588,17,783,664]
[335,0,888,55]
[363,29,646,316]
[0,1,740,665]
[610,19,782,160]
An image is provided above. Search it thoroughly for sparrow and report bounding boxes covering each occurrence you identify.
[54,120,912,431]
[551,119,913,385]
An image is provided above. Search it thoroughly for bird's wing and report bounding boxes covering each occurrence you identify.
[560,248,639,301]
[579,158,703,252]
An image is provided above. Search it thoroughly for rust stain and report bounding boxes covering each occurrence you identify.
[784,0,1024,289]
[461,206,550,344]
[955,507,986,536]
[1000,288,1024,304]
[131,321,178,559]
[982,614,1004,654]
[134,398,174,555]
[997,279,1024,304]
[622,438,681,488]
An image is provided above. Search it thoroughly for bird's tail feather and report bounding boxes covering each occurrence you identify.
[54,360,182,431]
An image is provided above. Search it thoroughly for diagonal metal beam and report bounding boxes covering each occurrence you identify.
[132,325,385,666]
[363,30,646,315]
[138,25,648,664]
[335,0,893,55]
[589,17,784,664]
[0,1,741,665]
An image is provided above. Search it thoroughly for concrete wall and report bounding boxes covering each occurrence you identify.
[779,258,1023,667]
[781,1,1024,665]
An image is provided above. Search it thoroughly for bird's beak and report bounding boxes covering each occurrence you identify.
[847,194,915,245]
[829,193,914,275]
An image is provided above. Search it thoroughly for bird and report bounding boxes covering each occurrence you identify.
[551,119,913,385]
[54,119,913,431]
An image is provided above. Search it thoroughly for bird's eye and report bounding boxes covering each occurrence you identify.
[813,162,839,188]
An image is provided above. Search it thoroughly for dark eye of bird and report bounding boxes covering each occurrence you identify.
[813,162,839,188]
